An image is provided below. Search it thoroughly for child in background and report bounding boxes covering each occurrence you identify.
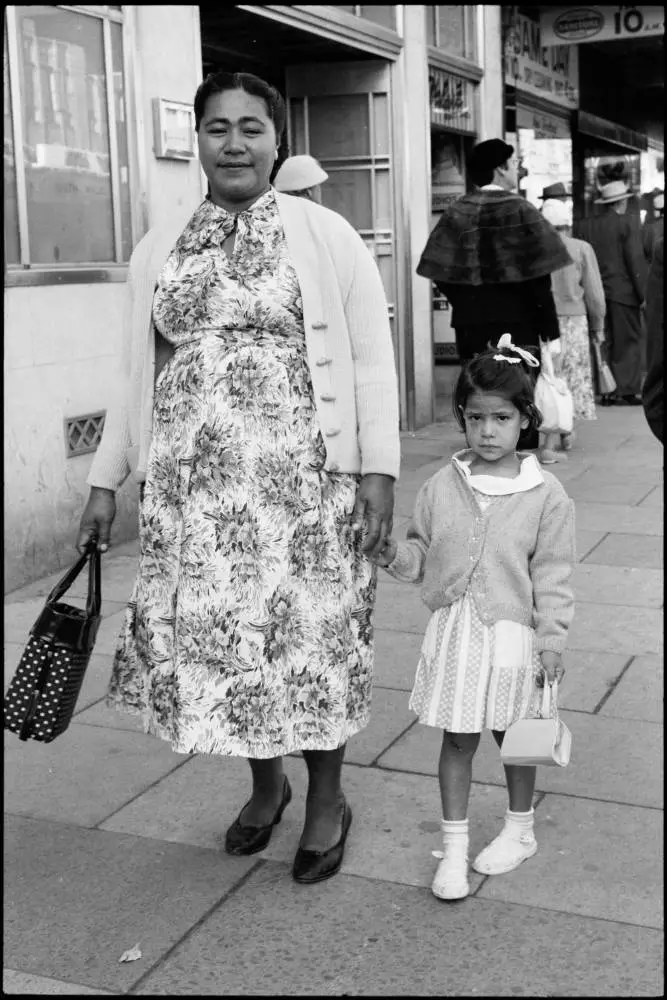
[372,335,575,901]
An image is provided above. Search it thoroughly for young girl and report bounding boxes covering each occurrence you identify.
[373,334,575,901]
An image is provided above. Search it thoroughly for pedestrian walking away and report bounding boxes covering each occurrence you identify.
[576,180,648,406]
[541,197,607,453]
[75,70,400,887]
[417,137,572,450]
[371,337,575,901]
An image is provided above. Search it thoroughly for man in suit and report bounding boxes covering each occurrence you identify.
[576,181,648,405]
[642,237,663,443]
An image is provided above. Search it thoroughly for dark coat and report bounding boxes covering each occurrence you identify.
[642,238,663,443]
[643,217,664,263]
[417,190,572,286]
[576,211,648,307]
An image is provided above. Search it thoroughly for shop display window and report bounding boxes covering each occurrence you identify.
[512,105,573,215]
[4,5,132,269]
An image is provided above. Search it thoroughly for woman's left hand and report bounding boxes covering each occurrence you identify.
[538,650,565,685]
[351,474,395,559]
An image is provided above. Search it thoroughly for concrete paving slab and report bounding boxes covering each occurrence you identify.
[638,485,663,508]
[373,584,431,635]
[575,528,608,561]
[6,555,138,605]
[477,796,663,930]
[599,655,664,724]
[101,755,509,895]
[4,722,188,827]
[567,602,663,655]
[572,502,663,535]
[346,687,415,765]
[377,714,663,808]
[373,628,422,690]
[558,649,629,712]
[132,864,664,997]
[564,478,655,505]
[572,564,663,608]
[3,815,256,995]
[75,698,146,733]
[2,970,116,995]
[583,532,664,568]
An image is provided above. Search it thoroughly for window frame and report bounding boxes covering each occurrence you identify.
[4,4,140,286]
[427,5,478,64]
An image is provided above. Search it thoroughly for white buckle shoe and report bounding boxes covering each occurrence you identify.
[431,847,470,900]
[472,831,537,875]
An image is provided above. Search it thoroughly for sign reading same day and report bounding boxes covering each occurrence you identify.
[505,11,580,110]
[541,6,664,46]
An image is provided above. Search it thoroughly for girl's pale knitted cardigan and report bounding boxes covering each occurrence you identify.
[387,451,575,653]
[87,190,400,491]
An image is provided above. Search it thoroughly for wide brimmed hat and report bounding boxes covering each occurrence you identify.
[273,154,328,192]
[540,182,570,200]
[594,180,632,204]
[468,139,514,176]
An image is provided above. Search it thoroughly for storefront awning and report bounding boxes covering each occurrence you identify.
[577,110,649,151]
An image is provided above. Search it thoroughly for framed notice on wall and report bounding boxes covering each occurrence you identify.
[152,99,196,160]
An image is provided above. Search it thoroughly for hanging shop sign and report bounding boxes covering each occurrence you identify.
[541,6,664,46]
[429,67,476,134]
[504,11,580,110]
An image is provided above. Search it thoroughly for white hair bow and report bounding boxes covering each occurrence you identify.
[493,333,539,368]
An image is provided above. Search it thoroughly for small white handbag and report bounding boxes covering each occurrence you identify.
[500,680,572,768]
[534,344,574,435]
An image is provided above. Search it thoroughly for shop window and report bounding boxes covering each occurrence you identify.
[427,6,476,62]
[328,6,397,31]
[4,5,132,270]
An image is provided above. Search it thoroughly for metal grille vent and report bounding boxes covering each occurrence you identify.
[64,411,106,458]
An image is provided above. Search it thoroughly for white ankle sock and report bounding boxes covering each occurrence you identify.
[504,808,535,839]
[441,818,469,847]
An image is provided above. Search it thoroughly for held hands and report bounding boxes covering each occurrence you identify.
[351,474,395,560]
[538,650,565,686]
[370,537,397,568]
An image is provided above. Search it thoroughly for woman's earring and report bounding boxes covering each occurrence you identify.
[274,150,279,160]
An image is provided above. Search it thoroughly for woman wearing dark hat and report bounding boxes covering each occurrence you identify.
[417,138,571,366]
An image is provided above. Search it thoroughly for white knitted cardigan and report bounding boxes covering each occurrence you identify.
[87,190,401,491]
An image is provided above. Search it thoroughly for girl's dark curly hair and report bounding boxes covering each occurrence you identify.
[194,71,286,140]
[453,344,543,431]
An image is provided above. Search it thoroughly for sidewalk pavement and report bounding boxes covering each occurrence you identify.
[3,406,664,997]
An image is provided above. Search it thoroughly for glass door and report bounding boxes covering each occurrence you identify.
[285,61,397,356]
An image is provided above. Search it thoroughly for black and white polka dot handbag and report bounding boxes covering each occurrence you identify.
[4,543,102,743]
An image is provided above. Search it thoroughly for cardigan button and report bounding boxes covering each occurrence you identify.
[329,462,340,472]
[324,428,341,438]
[315,357,332,367]
[320,393,336,402]
[312,321,328,330]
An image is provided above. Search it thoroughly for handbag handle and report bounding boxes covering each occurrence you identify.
[538,341,556,379]
[539,679,559,719]
[45,542,102,619]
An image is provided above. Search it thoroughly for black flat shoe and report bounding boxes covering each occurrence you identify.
[617,394,642,406]
[599,394,616,407]
[292,801,352,884]
[225,776,292,856]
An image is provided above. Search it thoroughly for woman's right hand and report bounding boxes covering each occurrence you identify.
[76,487,117,554]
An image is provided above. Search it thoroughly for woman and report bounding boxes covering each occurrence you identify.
[76,71,400,884]
[541,198,606,452]
[273,153,328,203]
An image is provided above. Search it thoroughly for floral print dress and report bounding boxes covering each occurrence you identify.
[107,189,376,758]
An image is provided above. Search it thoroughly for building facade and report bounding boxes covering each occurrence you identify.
[4,5,506,589]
